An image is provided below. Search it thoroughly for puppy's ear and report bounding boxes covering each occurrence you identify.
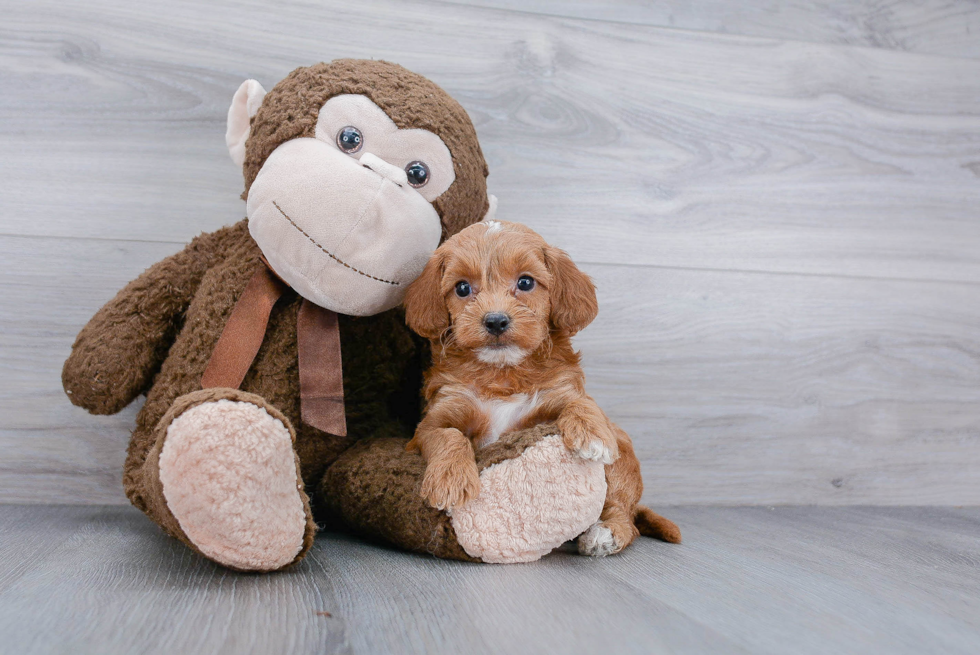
[544,246,598,335]
[405,251,450,340]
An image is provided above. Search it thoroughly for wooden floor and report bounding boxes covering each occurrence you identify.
[0,504,976,654]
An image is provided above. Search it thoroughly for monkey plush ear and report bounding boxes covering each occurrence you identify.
[404,251,450,340]
[545,246,598,336]
[482,194,498,222]
[226,79,267,167]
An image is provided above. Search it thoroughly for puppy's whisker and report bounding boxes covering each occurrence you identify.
[437,327,457,359]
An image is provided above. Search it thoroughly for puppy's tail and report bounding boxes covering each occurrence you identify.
[634,505,682,544]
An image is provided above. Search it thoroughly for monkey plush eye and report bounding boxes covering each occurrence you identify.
[517,275,535,292]
[405,161,429,188]
[336,126,363,153]
[454,281,471,298]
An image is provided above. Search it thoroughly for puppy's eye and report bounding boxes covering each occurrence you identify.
[336,126,363,153]
[405,161,429,188]
[517,275,535,292]
[455,281,472,298]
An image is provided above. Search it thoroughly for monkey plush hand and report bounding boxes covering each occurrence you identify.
[63,60,608,570]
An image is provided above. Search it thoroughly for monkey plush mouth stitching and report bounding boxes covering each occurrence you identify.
[272,201,400,286]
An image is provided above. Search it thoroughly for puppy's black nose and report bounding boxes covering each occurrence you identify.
[483,312,511,336]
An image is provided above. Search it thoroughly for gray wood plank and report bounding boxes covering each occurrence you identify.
[584,263,980,505]
[598,506,980,655]
[0,505,977,654]
[0,237,182,504]
[1,0,979,282]
[0,505,351,655]
[3,235,979,505]
[456,0,980,60]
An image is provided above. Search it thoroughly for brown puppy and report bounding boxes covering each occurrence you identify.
[405,220,680,556]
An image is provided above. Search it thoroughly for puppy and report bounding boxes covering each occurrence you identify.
[404,220,680,556]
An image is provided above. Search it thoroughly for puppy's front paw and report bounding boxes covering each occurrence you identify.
[560,420,619,464]
[420,457,481,511]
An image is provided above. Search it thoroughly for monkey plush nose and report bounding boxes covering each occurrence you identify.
[483,313,511,336]
[360,152,408,187]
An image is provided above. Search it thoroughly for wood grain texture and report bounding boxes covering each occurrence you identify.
[0,505,978,654]
[0,236,180,504]
[4,236,979,505]
[455,0,980,60]
[1,0,979,505]
[0,506,349,654]
[2,0,980,282]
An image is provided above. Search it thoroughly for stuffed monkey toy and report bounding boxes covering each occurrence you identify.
[63,60,608,570]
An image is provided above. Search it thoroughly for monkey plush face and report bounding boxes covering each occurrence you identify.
[241,94,452,314]
[225,61,492,316]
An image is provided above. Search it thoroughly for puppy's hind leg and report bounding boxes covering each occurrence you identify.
[578,502,638,557]
[577,423,681,556]
[578,423,641,557]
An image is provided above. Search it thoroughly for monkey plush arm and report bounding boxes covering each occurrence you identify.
[62,229,223,414]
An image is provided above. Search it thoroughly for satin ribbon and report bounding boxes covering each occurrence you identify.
[201,260,347,437]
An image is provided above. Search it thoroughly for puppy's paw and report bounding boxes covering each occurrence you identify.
[575,439,616,464]
[577,523,620,557]
[560,420,619,464]
[578,520,636,557]
[420,457,481,511]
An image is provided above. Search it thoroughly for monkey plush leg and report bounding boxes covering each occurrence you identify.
[136,388,316,572]
[319,423,607,564]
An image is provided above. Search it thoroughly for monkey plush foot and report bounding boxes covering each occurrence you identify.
[150,389,315,571]
[450,430,607,563]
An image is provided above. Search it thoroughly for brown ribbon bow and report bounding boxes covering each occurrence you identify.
[201,260,347,437]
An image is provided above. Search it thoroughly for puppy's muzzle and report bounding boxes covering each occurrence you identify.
[483,312,511,336]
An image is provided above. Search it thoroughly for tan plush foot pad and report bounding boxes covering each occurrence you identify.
[159,399,308,571]
[450,435,607,563]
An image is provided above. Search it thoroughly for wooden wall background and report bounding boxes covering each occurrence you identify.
[1,0,978,505]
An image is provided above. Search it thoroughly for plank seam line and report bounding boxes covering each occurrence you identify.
[429,0,980,64]
[2,235,977,288]
[578,260,980,288]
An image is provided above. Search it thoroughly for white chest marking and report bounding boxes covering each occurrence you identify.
[474,392,541,449]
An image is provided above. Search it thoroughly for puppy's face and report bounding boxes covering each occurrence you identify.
[405,221,598,366]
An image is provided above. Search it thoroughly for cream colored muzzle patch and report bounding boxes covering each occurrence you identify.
[247,138,443,316]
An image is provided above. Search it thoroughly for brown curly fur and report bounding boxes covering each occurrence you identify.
[403,221,680,551]
[62,60,494,567]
